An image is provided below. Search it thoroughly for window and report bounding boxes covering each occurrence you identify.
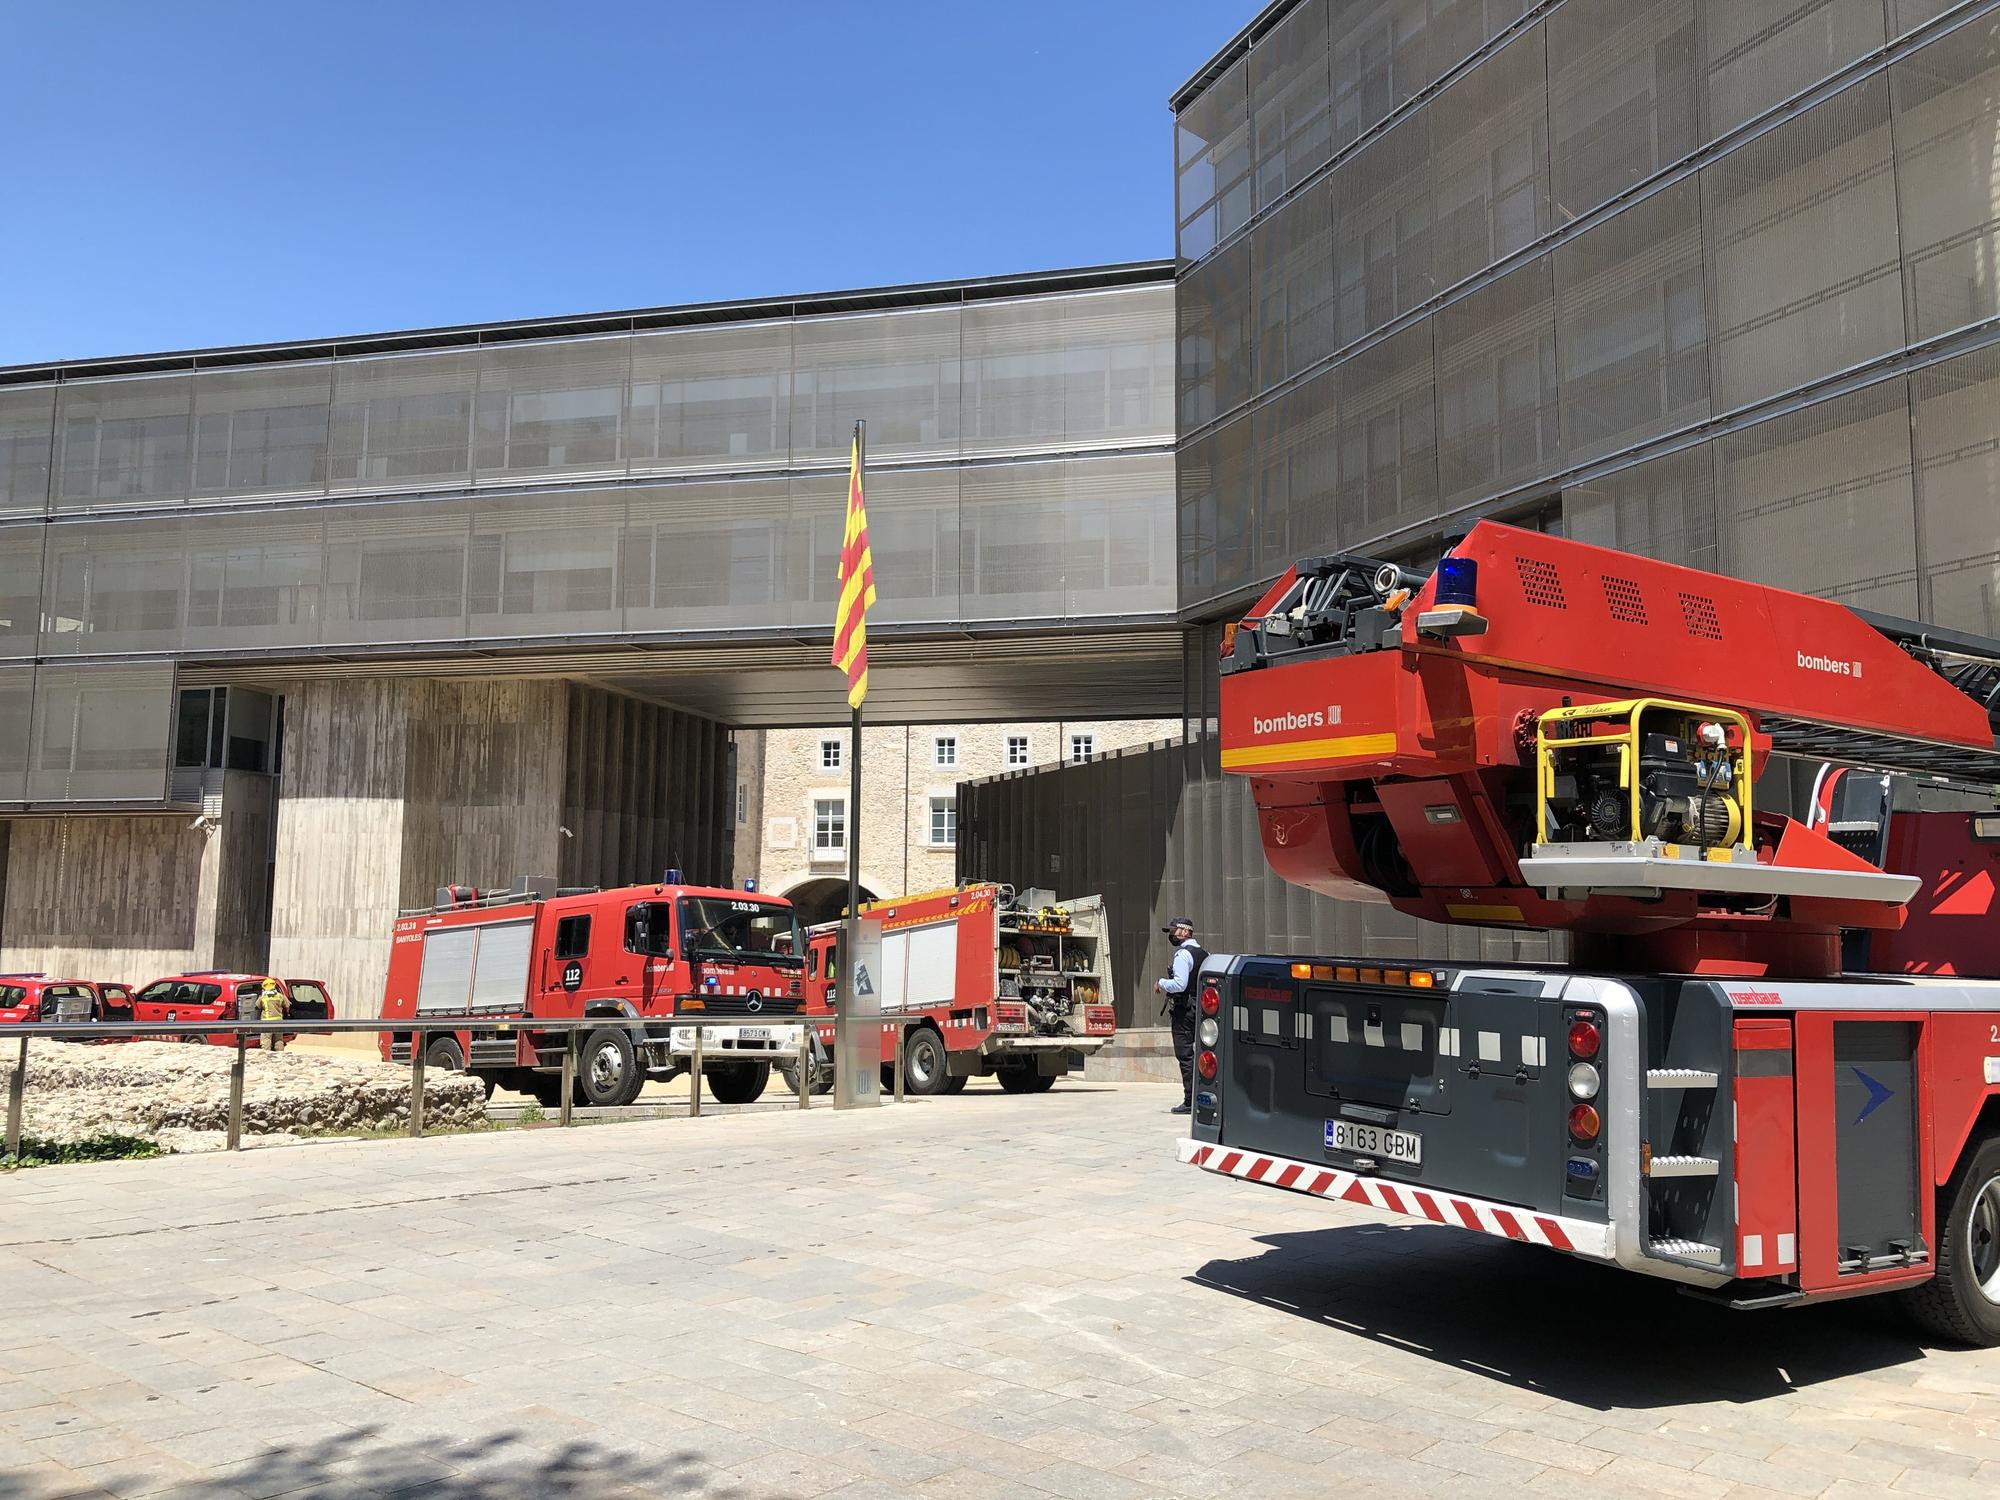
[1070,734,1095,765]
[933,735,957,768]
[554,914,591,959]
[814,797,846,854]
[929,796,957,848]
[624,902,672,956]
[819,737,843,770]
[1007,735,1030,767]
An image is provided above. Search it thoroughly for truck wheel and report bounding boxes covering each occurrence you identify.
[527,1073,564,1109]
[997,1066,1054,1094]
[576,1027,638,1108]
[778,1062,834,1097]
[942,1073,968,1095]
[706,1060,770,1105]
[423,1037,465,1071]
[903,1028,950,1096]
[1903,1134,2000,1347]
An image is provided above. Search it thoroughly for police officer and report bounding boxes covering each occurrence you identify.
[1155,917,1206,1115]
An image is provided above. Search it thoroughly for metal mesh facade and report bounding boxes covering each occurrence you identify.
[0,272,1176,808]
[1175,0,2000,642]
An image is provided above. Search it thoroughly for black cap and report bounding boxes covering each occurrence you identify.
[1161,917,1195,934]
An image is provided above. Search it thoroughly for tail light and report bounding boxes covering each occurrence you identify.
[1567,1019,1601,1058]
[1197,1050,1218,1080]
[1568,1103,1602,1141]
[1198,983,1220,1017]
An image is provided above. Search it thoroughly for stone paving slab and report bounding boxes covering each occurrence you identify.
[1,1079,1997,1498]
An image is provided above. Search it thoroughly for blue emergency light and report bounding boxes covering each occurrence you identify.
[1435,555,1478,608]
[743,877,758,892]
[664,867,683,885]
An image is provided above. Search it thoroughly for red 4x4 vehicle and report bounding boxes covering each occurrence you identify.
[0,976,135,1027]
[131,972,334,1045]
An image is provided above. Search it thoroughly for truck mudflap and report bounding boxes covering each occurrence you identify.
[1179,1137,1612,1258]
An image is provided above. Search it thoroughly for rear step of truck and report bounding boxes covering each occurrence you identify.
[1649,1237,1725,1266]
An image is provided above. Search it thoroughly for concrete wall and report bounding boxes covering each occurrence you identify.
[0,769,275,983]
[267,678,567,1048]
[266,677,729,1049]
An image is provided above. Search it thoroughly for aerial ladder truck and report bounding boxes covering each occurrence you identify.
[1183,520,2000,1344]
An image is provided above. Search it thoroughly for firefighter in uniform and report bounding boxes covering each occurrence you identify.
[258,977,288,1052]
[1156,918,1206,1115]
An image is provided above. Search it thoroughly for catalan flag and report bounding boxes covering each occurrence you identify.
[832,428,877,708]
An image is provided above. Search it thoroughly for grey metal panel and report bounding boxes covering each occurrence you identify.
[1249,0,1334,209]
[25,660,174,804]
[1178,237,1253,433]
[1331,107,1435,348]
[1910,345,2000,635]
[1435,256,1562,505]
[416,926,478,1014]
[328,349,476,494]
[0,386,53,518]
[1546,0,1700,225]
[1252,177,1336,392]
[788,307,960,467]
[1892,0,1977,33]
[1554,177,1710,464]
[1702,74,1904,413]
[472,335,630,486]
[1330,0,1431,150]
[1891,14,2000,342]
[1253,374,1339,573]
[1831,1020,1924,1263]
[625,476,792,633]
[0,663,29,804]
[1335,321,1440,546]
[626,318,791,476]
[191,361,334,503]
[1561,442,1719,571]
[1715,378,1920,613]
[0,523,43,659]
[1431,25,1551,292]
[467,919,535,1012]
[1704,0,1886,139]
[54,373,193,511]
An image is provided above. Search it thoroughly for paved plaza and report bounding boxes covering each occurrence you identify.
[1,1079,1997,1499]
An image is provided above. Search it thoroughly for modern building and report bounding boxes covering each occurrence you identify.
[740,717,1180,922]
[0,265,1180,1030]
[969,0,2000,1031]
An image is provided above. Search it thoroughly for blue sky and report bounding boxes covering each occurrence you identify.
[0,1,1249,366]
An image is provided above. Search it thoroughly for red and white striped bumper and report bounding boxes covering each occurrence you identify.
[1178,1138,1612,1260]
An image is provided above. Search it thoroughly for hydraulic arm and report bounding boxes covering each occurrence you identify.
[1220,521,2000,977]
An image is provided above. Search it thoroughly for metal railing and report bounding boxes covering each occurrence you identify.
[2,1013,924,1159]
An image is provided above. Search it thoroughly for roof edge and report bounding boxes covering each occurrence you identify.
[0,259,1175,386]
[1170,0,1306,112]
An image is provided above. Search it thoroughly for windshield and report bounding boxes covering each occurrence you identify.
[677,897,805,969]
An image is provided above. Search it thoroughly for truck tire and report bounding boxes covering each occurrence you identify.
[423,1037,465,1071]
[1902,1133,2000,1347]
[942,1072,968,1095]
[902,1028,950,1096]
[576,1027,639,1108]
[527,1072,564,1109]
[997,1066,1055,1094]
[706,1059,770,1105]
[778,1061,833,1097]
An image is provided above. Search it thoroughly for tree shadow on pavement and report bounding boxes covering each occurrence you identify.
[0,1423,749,1500]
[1191,1221,1931,1410]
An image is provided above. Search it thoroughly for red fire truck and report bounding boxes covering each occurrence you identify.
[380,875,808,1107]
[1186,520,2000,1345]
[791,884,1117,1096]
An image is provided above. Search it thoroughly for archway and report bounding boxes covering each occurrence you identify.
[782,876,880,927]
